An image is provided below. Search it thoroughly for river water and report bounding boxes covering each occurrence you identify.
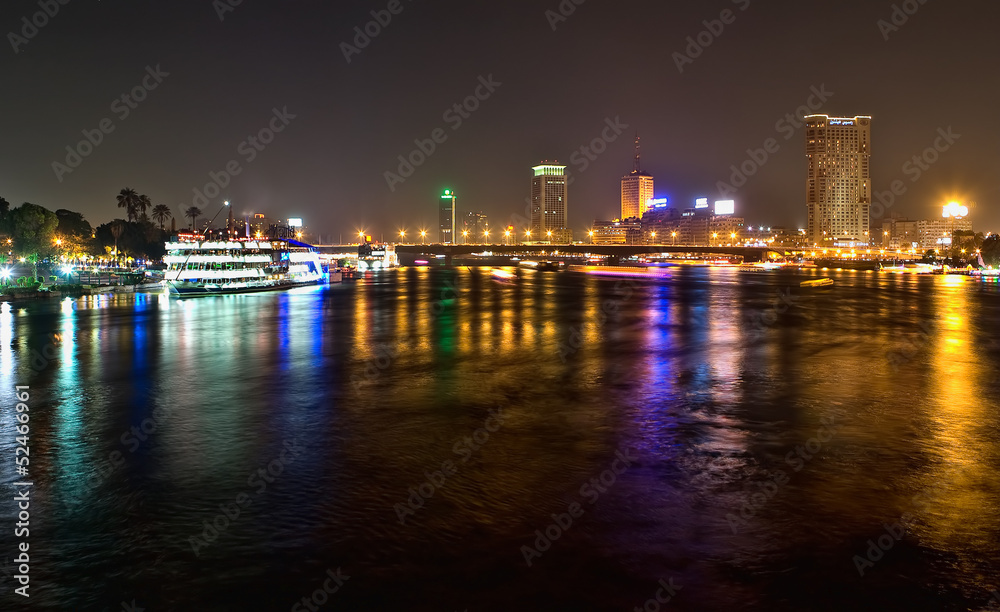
[1,266,999,611]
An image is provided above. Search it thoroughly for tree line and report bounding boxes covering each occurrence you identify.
[0,188,182,276]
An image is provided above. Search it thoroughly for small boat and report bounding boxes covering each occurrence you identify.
[491,268,517,282]
[800,278,834,288]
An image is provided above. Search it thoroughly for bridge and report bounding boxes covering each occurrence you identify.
[391,243,779,264]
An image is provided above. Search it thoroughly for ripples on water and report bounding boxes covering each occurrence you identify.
[0,267,998,611]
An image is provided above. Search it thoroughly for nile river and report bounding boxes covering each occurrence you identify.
[1,267,999,611]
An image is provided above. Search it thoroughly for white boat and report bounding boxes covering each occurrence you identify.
[164,239,325,297]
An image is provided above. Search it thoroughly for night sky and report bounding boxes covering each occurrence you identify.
[2,0,998,240]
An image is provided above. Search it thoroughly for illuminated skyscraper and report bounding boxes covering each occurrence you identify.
[531,163,570,242]
[439,189,456,244]
[621,135,654,220]
[805,115,872,247]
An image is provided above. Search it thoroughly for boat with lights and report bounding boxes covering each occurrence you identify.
[357,242,398,271]
[164,238,325,297]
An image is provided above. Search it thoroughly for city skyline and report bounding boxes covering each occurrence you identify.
[1,1,997,238]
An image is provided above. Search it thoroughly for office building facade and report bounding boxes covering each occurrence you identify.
[805,115,872,247]
[531,163,569,242]
[439,190,456,244]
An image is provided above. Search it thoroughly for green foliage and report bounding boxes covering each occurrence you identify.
[10,203,58,257]
[55,209,93,238]
[95,220,168,260]
[981,235,1000,267]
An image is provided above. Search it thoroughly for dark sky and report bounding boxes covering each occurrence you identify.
[2,0,998,240]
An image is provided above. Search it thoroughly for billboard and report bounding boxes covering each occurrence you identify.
[288,218,303,228]
[695,198,709,209]
[714,200,735,216]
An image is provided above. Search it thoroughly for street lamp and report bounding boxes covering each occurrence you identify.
[399,230,406,243]
[587,230,594,244]
[546,230,553,242]
[420,230,427,245]
[650,231,657,244]
[483,229,490,244]
[525,230,532,242]
[671,231,677,246]
[504,229,511,245]
[462,230,469,244]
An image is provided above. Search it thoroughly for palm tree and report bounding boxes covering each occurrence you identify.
[151,205,172,230]
[116,188,141,222]
[137,194,152,222]
[185,207,203,232]
[111,221,124,266]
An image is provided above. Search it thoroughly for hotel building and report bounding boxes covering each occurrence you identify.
[531,163,571,243]
[805,115,872,247]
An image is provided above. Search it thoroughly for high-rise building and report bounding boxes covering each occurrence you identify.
[621,135,654,220]
[463,211,489,243]
[531,162,569,242]
[439,189,456,244]
[805,115,872,247]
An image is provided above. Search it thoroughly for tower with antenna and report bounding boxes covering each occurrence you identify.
[621,133,654,220]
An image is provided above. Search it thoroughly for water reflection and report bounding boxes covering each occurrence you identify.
[2,269,999,611]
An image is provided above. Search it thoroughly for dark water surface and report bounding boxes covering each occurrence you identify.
[2,267,999,611]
